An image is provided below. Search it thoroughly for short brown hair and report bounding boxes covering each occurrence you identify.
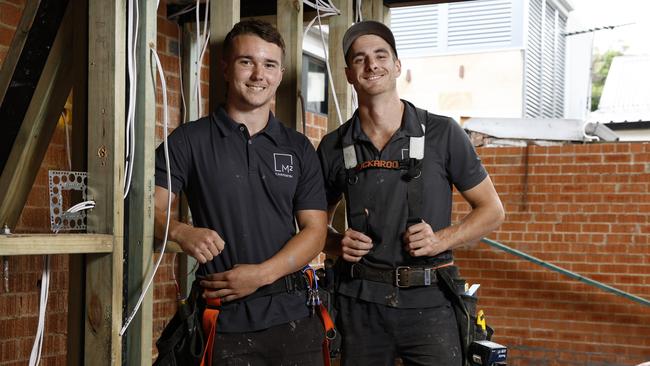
[223,19,286,62]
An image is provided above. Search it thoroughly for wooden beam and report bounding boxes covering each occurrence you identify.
[276,0,303,131]
[182,23,199,122]
[67,0,89,363]
[124,0,156,363]
[327,0,354,131]
[86,0,126,364]
[0,4,73,229]
[209,1,240,113]
[327,0,354,233]
[68,0,89,361]
[361,0,387,22]
[179,23,200,297]
[0,234,113,255]
[0,0,41,104]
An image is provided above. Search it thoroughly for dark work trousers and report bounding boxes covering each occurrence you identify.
[337,295,462,366]
[211,315,325,366]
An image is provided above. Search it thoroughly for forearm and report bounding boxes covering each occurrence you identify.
[437,202,504,251]
[255,212,327,286]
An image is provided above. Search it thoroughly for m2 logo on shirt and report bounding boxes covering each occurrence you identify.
[273,153,294,178]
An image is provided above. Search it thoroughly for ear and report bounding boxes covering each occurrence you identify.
[394,58,402,78]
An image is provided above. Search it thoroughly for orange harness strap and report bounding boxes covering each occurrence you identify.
[200,296,221,366]
[305,269,336,366]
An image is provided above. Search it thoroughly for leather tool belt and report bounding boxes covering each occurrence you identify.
[349,261,454,288]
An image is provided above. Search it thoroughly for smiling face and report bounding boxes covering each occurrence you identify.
[223,34,284,112]
[345,34,401,98]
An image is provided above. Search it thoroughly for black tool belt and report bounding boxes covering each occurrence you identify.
[349,262,453,288]
[236,271,308,303]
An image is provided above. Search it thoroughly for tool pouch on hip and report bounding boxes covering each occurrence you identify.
[153,279,206,366]
[437,266,494,366]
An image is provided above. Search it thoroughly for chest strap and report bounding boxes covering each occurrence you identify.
[341,108,428,239]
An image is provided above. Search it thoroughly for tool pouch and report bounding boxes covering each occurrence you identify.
[437,266,493,366]
[153,279,206,366]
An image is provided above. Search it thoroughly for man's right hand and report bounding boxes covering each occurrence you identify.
[174,225,225,264]
[340,228,373,262]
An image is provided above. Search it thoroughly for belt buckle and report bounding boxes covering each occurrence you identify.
[395,266,411,288]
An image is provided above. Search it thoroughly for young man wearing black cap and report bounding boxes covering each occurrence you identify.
[154,19,328,364]
[317,21,504,365]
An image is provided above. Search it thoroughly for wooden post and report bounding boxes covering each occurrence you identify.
[178,23,200,297]
[124,0,156,363]
[276,0,303,131]
[327,0,353,131]
[0,5,73,229]
[327,0,353,233]
[86,0,125,364]
[209,1,240,113]
[361,0,387,22]
[67,0,89,361]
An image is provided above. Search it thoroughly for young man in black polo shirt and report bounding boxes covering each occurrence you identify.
[317,21,505,365]
[154,20,327,364]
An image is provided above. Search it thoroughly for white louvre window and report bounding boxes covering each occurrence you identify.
[524,0,567,118]
[391,4,439,57]
[447,0,513,49]
[391,0,518,57]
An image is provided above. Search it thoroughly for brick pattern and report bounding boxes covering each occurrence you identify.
[0,0,24,67]
[5,0,647,364]
[305,111,328,148]
[1,1,68,364]
[453,143,650,366]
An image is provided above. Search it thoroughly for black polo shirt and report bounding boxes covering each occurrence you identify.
[317,100,487,308]
[155,106,326,332]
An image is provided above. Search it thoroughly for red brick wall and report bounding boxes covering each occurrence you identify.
[4,0,648,364]
[1,0,70,365]
[454,143,650,366]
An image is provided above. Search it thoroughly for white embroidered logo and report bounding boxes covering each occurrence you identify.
[273,153,294,178]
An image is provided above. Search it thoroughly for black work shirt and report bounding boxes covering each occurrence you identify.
[155,107,326,332]
[317,100,487,308]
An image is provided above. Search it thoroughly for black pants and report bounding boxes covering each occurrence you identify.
[337,295,462,366]
[211,315,325,366]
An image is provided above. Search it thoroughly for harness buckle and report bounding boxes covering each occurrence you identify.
[395,266,411,288]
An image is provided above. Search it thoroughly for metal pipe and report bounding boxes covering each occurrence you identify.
[481,238,650,308]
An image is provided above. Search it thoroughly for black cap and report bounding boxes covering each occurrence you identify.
[342,20,398,60]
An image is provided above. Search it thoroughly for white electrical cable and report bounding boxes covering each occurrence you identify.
[28,255,49,366]
[168,4,196,19]
[124,0,140,199]
[120,46,172,337]
[29,198,95,365]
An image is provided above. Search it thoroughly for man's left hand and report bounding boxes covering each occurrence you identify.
[200,264,266,302]
[403,220,447,257]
